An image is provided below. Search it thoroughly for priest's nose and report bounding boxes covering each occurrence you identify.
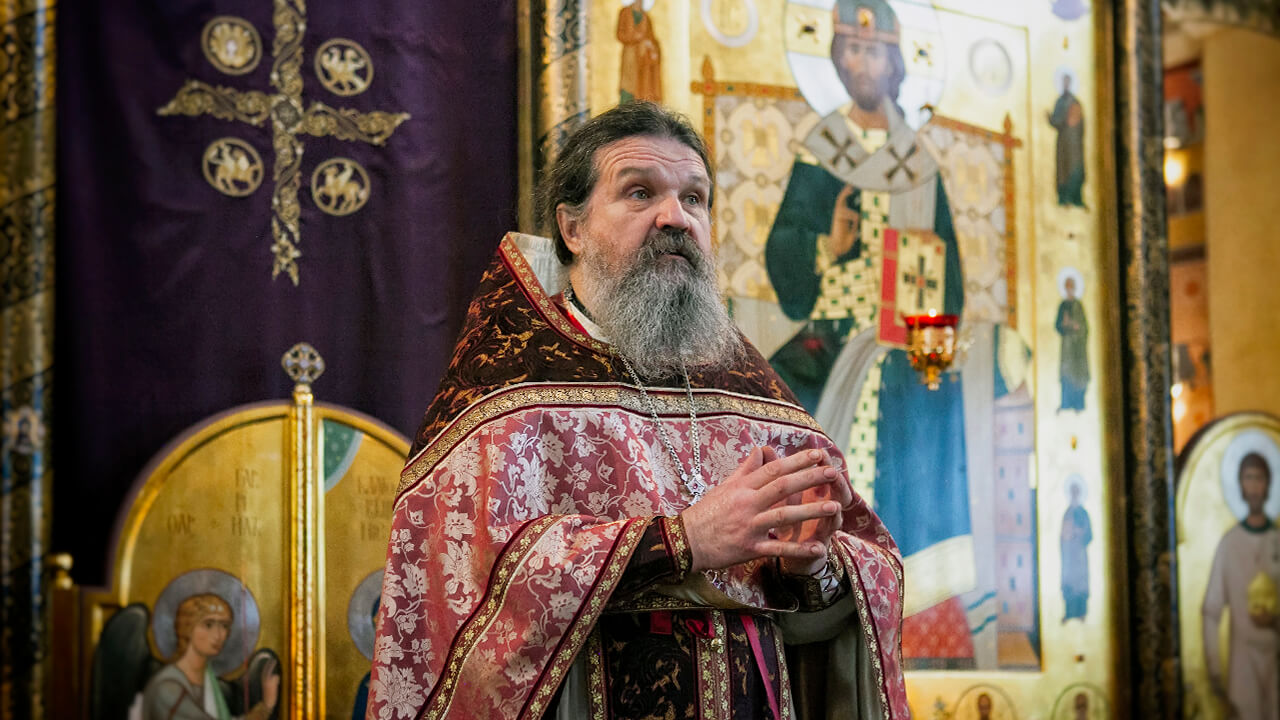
[654,193,692,232]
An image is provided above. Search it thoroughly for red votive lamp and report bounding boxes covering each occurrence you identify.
[903,312,960,390]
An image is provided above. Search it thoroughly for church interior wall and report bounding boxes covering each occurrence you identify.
[9,0,1280,717]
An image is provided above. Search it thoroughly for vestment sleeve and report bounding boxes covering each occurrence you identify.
[610,516,693,599]
[780,554,850,612]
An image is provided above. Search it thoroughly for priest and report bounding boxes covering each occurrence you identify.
[368,101,907,719]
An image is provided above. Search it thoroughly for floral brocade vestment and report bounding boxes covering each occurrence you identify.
[368,234,908,719]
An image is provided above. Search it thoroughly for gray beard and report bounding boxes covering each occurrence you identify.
[583,229,744,380]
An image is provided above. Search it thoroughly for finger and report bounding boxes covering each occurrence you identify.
[815,510,842,541]
[744,448,826,490]
[753,539,828,561]
[785,506,840,547]
[759,465,840,506]
[724,447,765,487]
[807,447,851,504]
[756,500,841,531]
[765,486,803,534]
[767,482,806,510]
[831,471,854,508]
[773,523,799,543]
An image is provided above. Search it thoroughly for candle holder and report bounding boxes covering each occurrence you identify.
[904,313,960,390]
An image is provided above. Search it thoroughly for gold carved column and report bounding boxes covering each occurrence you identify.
[0,0,55,718]
[282,344,326,719]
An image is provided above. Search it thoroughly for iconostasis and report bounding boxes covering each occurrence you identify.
[521,0,1124,715]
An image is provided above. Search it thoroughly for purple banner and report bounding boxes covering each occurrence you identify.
[56,0,515,583]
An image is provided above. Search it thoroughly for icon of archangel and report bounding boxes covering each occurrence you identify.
[89,570,282,720]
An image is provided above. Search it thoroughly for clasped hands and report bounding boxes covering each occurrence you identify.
[681,446,852,577]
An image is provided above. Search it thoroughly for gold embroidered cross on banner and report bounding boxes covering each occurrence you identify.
[158,2,410,285]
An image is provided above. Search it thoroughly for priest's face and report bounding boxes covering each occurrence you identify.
[565,134,713,272]
[560,134,740,378]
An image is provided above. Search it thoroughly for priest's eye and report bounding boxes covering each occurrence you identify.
[629,188,651,200]
[684,194,704,206]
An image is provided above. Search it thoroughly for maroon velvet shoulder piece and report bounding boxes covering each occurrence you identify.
[408,234,800,459]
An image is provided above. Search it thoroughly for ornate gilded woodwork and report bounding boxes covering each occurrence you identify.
[1112,0,1181,716]
[0,1,55,718]
[54,347,409,720]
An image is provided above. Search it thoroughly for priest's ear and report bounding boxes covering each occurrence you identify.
[556,203,586,258]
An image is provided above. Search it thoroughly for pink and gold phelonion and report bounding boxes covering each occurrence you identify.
[904,313,960,390]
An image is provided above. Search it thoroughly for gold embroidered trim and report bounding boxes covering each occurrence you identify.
[156,0,410,284]
[687,610,738,720]
[838,542,891,718]
[425,515,558,719]
[158,81,273,125]
[309,156,370,216]
[586,627,607,720]
[602,593,711,614]
[201,16,263,75]
[398,382,823,497]
[202,137,265,197]
[522,518,649,719]
[314,38,373,96]
[709,610,732,719]
[869,537,905,707]
[695,612,716,720]
[773,619,794,720]
[662,515,692,580]
[500,235,613,356]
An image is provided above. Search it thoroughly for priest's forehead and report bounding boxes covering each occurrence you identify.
[596,139,712,192]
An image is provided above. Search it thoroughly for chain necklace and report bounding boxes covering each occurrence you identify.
[619,355,707,502]
[564,285,707,502]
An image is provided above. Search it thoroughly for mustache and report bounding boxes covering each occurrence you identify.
[637,228,704,269]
